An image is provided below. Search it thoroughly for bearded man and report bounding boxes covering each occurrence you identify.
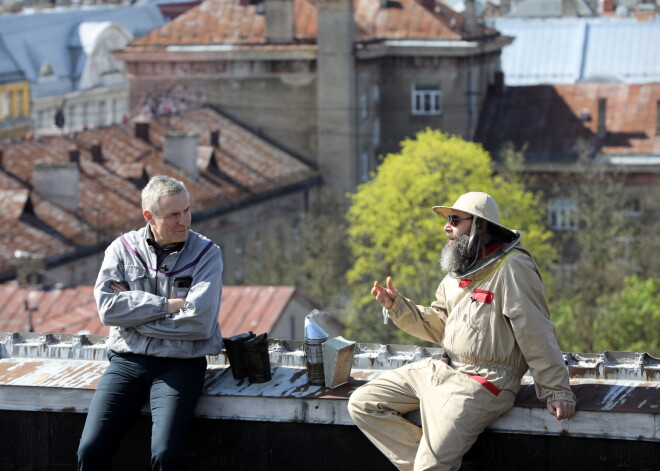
[348,192,576,471]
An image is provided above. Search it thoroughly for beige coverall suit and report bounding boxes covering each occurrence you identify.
[348,245,576,471]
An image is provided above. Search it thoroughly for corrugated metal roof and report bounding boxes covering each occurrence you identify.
[494,18,660,85]
[0,106,319,276]
[506,0,596,18]
[0,333,658,442]
[0,282,311,338]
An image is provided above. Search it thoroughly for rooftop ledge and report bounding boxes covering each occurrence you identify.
[0,332,658,443]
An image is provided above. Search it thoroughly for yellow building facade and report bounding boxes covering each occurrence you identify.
[0,80,31,140]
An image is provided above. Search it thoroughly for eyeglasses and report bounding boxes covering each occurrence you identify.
[446,215,473,227]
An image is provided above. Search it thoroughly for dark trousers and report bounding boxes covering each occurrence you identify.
[77,351,207,471]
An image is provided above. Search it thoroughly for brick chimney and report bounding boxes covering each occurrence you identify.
[135,121,150,143]
[266,0,295,43]
[597,98,607,139]
[164,132,199,177]
[33,163,80,212]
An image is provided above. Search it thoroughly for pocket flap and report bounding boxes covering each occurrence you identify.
[471,289,494,304]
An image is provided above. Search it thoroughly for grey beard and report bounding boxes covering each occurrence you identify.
[440,233,473,275]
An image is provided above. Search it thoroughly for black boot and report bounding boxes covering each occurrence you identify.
[222,331,255,380]
[243,333,272,383]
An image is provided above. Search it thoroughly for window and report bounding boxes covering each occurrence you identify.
[98,101,106,127]
[412,84,442,115]
[234,247,244,282]
[623,196,642,217]
[68,105,77,129]
[372,117,380,148]
[360,151,370,183]
[372,84,380,104]
[547,198,578,231]
[359,90,368,121]
[111,99,118,123]
[0,93,10,119]
[82,104,89,128]
[15,90,24,117]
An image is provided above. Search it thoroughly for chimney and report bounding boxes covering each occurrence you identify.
[91,142,103,164]
[69,147,80,164]
[210,129,220,148]
[597,98,607,139]
[562,0,577,17]
[464,0,478,38]
[316,0,358,194]
[15,251,46,288]
[164,132,199,177]
[493,71,505,96]
[266,0,295,43]
[135,121,150,143]
[33,163,80,211]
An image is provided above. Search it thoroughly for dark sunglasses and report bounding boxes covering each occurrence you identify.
[446,215,473,227]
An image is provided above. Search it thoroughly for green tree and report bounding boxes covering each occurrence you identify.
[344,129,555,344]
[545,142,631,352]
[594,275,660,355]
[558,275,660,355]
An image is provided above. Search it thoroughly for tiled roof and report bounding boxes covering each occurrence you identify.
[0,282,314,338]
[0,106,319,276]
[476,83,660,163]
[131,0,469,48]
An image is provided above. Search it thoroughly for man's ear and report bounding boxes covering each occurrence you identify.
[144,209,153,223]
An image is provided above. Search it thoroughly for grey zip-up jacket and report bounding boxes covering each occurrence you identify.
[387,240,575,404]
[94,225,223,358]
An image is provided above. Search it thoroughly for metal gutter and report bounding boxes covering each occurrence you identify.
[0,333,658,442]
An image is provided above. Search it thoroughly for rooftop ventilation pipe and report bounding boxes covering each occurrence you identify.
[33,163,80,212]
[164,132,199,177]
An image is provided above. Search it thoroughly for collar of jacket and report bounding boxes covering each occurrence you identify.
[452,230,523,281]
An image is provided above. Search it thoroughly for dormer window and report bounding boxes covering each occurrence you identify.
[39,62,54,77]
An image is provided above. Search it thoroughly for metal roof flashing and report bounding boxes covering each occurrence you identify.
[0,332,658,443]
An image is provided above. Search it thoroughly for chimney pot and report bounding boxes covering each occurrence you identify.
[91,143,103,164]
[597,98,607,139]
[211,129,220,148]
[135,121,150,143]
[69,147,80,164]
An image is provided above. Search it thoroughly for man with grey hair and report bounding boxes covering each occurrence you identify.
[77,175,223,470]
[349,192,575,471]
